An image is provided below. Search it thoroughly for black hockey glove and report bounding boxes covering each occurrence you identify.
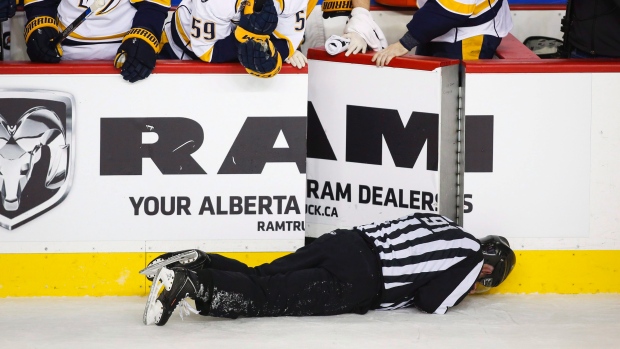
[235,0,278,44]
[24,17,63,63]
[0,0,16,22]
[114,28,159,83]
[238,38,282,78]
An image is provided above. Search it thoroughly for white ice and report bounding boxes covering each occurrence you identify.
[1,294,619,349]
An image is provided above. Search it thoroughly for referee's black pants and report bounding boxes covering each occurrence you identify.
[194,230,382,318]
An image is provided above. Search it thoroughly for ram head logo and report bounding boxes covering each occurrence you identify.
[0,107,69,211]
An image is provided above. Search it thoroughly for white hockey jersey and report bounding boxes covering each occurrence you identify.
[414,0,512,43]
[24,0,170,60]
[163,0,314,62]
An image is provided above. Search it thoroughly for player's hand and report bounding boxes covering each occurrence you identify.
[238,38,282,78]
[0,0,16,21]
[24,17,63,63]
[114,28,159,83]
[371,42,409,67]
[343,32,367,56]
[285,50,307,69]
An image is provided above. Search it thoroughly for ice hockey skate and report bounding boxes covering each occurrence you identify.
[143,267,202,326]
[140,250,210,281]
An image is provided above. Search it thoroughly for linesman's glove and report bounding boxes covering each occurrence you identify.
[24,16,63,63]
[114,28,159,83]
[0,0,16,21]
[238,38,282,78]
[234,0,278,43]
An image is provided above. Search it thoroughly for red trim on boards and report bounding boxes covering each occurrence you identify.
[308,47,459,71]
[494,34,540,60]
[367,4,565,11]
[0,61,308,75]
[465,59,620,73]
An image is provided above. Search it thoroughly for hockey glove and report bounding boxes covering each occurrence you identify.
[24,17,63,63]
[238,38,282,78]
[114,28,159,83]
[235,0,278,43]
[0,0,16,22]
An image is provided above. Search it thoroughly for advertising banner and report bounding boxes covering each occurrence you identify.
[463,70,591,238]
[306,49,460,238]
[0,63,307,253]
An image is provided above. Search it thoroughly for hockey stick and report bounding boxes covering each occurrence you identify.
[139,250,199,277]
[50,0,106,46]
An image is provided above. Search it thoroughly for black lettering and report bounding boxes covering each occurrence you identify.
[257,221,265,231]
[199,197,215,215]
[359,185,370,204]
[346,106,438,170]
[285,196,301,214]
[259,196,272,214]
[100,118,206,175]
[178,197,191,215]
[336,182,351,202]
[372,186,382,206]
[410,190,421,209]
[230,196,243,215]
[321,181,334,200]
[398,189,408,208]
[422,192,434,211]
[144,197,159,215]
[465,115,494,172]
[307,179,319,199]
[218,117,306,174]
[464,194,473,213]
[273,196,287,214]
[384,188,397,207]
[216,197,228,214]
[129,196,144,215]
[161,196,175,215]
[276,221,285,230]
[245,196,256,215]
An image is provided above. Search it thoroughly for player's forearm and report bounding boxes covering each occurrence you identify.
[271,37,291,60]
[351,0,370,10]
[401,0,470,49]
[23,0,61,21]
[209,34,241,63]
[132,2,170,38]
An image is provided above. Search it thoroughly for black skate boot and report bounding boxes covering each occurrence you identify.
[144,267,204,326]
[142,250,211,281]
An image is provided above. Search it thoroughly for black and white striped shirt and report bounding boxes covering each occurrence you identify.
[356,212,483,314]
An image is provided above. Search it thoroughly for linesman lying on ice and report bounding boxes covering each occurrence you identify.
[142,212,516,325]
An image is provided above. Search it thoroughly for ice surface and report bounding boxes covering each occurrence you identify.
[1,294,619,349]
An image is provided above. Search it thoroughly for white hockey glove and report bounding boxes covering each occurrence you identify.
[343,8,388,54]
[285,50,308,69]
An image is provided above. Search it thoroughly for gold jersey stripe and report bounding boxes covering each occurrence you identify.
[306,0,318,17]
[272,29,295,60]
[57,20,126,41]
[199,47,215,62]
[461,34,484,60]
[436,0,476,16]
[174,13,191,48]
[129,0,171,7]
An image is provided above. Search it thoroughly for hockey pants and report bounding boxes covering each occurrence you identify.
[194,230,382,318]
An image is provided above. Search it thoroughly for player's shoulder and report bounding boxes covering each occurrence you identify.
[187,0,238,18]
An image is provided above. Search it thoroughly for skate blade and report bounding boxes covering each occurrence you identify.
[143,267,174,325]
[139,250,199,278]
